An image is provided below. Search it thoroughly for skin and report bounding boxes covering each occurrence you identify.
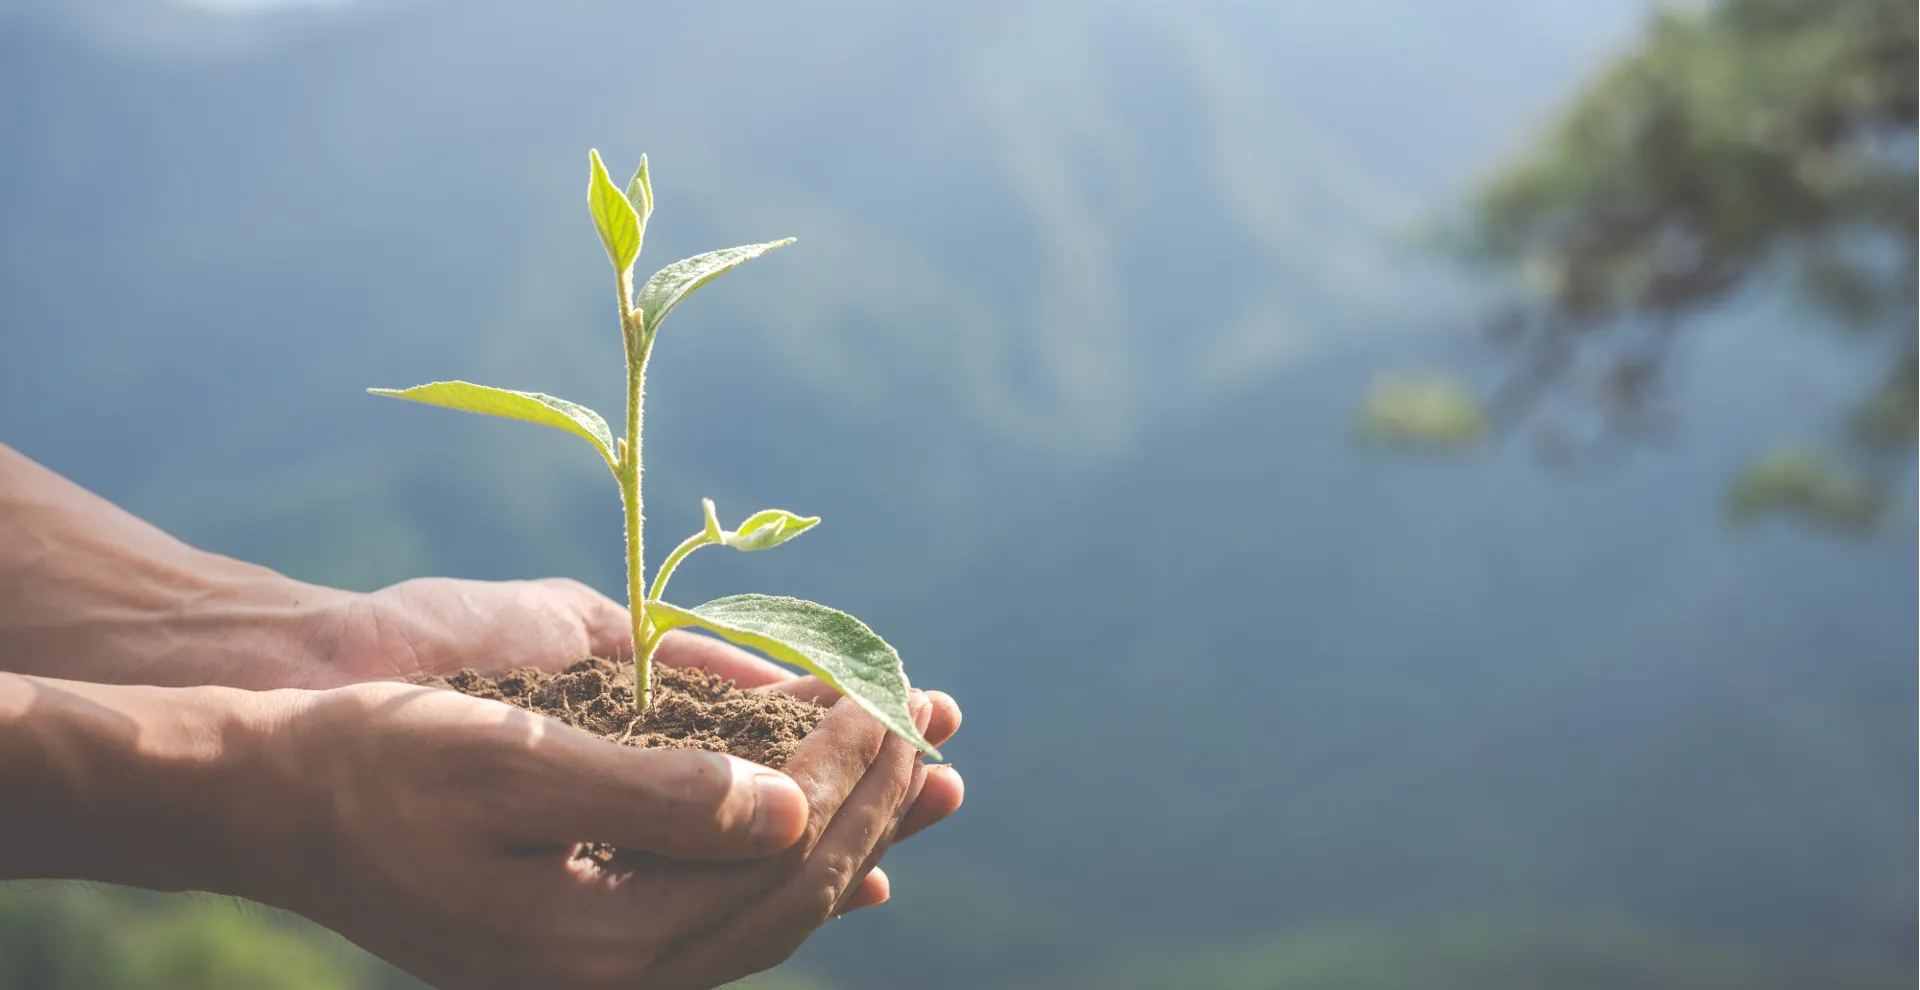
[0,443,963,988]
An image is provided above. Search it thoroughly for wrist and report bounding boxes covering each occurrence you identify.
[182,569,357,691]
[0,673,321,901]
[0,516,349,691]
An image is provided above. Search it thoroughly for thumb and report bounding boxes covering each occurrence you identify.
[518,740,809,860]
[531,577,634,662]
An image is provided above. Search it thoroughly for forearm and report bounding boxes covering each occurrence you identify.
[0,443,348,688]
[0,671,314,900]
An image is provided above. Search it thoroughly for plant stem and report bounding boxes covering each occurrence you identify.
[618,274,656,711]
[622,463,649,709]
[648,530,713,604]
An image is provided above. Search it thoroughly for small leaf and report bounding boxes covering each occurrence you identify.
[638,239,795,338]
[368,381,615,467]
[723,508,820,551]
[625,154,653,221]
[700,499,819,551]
[646,595,938,758]
[588,148,642,275]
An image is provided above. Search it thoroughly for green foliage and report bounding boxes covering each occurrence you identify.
[587,147,642,275]
[1426,0,1915,518]
[636,239,795,339]
[1727,447,1885,531]
[722,974,837,990]
[369,150,927,753]
[367,382,616,471]
[714,502,820,551]
[1054,919,1914,990]
[647,594,938,757]
[624,153,654,223]
[0,886,378,990]
[1847,357,1917,451]
[1358,374,1486,448]
[115,903,354,990]
[649,500,820,602]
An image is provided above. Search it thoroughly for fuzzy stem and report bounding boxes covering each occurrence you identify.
[618,275,655,711]
[648,530,714,604]
[622,463,648,709]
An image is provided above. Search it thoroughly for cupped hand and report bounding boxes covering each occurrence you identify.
[319,575,964,911]
[651,627,964,854]
[263,679,932,990]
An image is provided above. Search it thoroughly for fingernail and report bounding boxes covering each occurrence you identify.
[748,768,807,848]
[910,690,931,731]
[865,865,891,906]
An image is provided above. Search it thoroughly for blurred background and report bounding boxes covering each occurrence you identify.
[0,0,1913,986]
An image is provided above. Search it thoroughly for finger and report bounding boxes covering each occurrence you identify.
[830,766,923,915]
[760,686,962,751]
[628,693,897,933]
[760,675,836,706]
[647,698,926,986]
[508,732,807,860]
[923,690,961,748]
[895,764,964,842]
[745,709,925,957]
[831,700,931,915]
[773,695,893,854]
[651,629,793,687]
[837,867,890,915]
[534,577,632,662]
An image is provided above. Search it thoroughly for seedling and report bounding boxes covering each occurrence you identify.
[370,150,937,757]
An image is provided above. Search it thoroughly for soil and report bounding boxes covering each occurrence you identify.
[423,657,826,769]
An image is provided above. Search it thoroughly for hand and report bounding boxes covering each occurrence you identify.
[0,443,962,914]
[0,671,932,990]
[309,575,633,686]
[650,626,964,855]
[271,679,934,989]
[324,579,965,913]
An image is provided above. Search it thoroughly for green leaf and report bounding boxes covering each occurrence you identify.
[625,154,654,221]
[587,148,642,275]
[697,499,819,551]
[646,595,938,758]
[367,381,616,468]
[637,239,795,338]
[723,508,820,551]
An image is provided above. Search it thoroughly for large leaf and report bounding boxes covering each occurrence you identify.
[637,239,795,338]
[368,381,616,467]
[646,595,938,758]
[587,148,641,275]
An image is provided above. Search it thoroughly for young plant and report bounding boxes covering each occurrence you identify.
[369,149,937,757]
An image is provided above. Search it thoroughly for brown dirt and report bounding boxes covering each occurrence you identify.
[423,657,826,769]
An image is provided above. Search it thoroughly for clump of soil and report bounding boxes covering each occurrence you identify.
[424,657,825,769]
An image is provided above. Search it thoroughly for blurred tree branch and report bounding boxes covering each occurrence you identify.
[1380,0,1915,531]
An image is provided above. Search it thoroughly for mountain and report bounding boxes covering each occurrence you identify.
[0,0,1642,593]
